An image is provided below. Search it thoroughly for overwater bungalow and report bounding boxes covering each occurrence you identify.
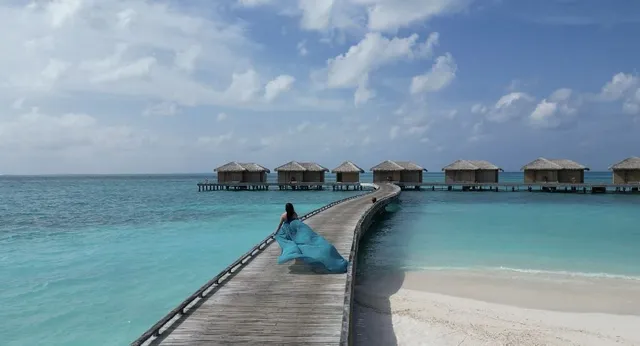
[214,162,270,183]
[442,160,503,183]
[274,161,329,183]
[609,157,640,184]
[521,157,589,183]
[370,160,427,183]
[331,161,365,183]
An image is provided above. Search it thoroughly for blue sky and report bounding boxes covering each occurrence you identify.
[1,0,639,174]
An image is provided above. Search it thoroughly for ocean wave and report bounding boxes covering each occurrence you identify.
[400,265,640,281]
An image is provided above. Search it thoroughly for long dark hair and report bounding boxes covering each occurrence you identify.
[285,203,295,222]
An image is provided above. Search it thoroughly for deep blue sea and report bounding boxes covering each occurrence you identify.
[1,172,639,345]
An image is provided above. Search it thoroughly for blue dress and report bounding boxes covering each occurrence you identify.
[275,217,349,274]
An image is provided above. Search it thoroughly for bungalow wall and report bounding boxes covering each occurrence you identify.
[445,170,476,183]
[217,171,243,183]
[244,171,267,183]
[400,170,422,183]
[373,171,402,183]
[558,170,584,183]
[302,171,325,182]
[476,169,499,183]
[336,172,359,183]
[612,169,640,184]
[524,170,559,183]
[277,171,304,183]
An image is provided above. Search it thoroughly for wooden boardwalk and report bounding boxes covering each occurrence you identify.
[133,183,401,346]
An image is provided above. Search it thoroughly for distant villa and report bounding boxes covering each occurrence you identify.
[521,158,589,183]
[274,161,329,183]
[370,160,427,184]
[331,161,365,183]
[609,157,640,184]
[442,160,502,184]
[214,162,270,184]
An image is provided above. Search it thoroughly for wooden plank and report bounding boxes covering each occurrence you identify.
[141,184,398,346]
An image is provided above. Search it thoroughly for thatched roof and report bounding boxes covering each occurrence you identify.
[521,157,589,171]
[609,157,640,170]
[331,161,365,173]
[274,161,329,172]
[370,160,427,172]
[442,159,501,171]
[215,161,271,173]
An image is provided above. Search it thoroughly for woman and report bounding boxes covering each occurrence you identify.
[274,203,348,274]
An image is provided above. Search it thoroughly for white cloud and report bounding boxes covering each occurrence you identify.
[217,112,228,122]
[354,75,376,106]
[471,103,488,114]
[599,73,638,101]
[416,32,440,59]
[410,53,457,94]
[0,108,154,153]
[244,0,470,37]
[623,89,640,115]
[324,31,439,102]
[143,101,180,116]
[12,97,26,110]
[297,40,308,56]
[596,73,640,115]
[299,0,336,31]
[264,75,296,102]
[365,0,470,32]
[224,69,262,102]
[238,0,273,7]
[326,32,422,88]
[175,45,203,73]
[529,99,558,128]
[92,57,157,83]
[446,109,458,119]
[407,125,429,135]
[48,0,83,28]
[468,121,486,142]
[549,88,572,102]
[197,132,234,147]
[389,125,400,139]
[485,92,536,123]
[528,88,579,129]
[0,1,257,107]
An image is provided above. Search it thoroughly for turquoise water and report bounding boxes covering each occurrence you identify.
[359,172,640,280]
[2,171,638,346]
[0,174,361,346]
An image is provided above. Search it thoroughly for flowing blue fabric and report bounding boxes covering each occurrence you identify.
[275,219,349,274]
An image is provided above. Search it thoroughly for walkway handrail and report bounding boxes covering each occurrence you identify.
[131,186,379,346]
[340,183,402,345]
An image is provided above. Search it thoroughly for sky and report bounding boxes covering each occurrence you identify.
[1,0,640,174]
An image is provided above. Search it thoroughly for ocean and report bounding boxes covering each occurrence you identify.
[358,172,640,280]
[1,172,638,345]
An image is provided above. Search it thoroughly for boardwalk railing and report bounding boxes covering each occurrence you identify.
[131,186,380,346]
[339,183,401,345]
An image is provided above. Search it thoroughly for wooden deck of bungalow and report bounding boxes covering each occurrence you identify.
[198,181,640,194]
[410,181,640,193]
[197,181,365,191]
[132,183,401,346]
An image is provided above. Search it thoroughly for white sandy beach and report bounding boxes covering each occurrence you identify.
[353,270,640,346]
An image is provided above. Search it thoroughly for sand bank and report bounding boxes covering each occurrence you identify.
[353,270,640,345]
